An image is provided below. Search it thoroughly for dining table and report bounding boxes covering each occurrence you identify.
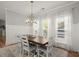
[21,35,48,56]
[27,35,48,46]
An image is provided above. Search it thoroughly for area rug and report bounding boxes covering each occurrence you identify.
[0,43,68,57]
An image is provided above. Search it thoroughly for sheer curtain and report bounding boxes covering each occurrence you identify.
[55,9,72,50]
[64,9,72,50]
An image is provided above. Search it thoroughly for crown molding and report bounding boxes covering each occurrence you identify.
[37,1,79,17]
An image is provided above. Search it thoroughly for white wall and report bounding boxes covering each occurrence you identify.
[72,6,79,51]
[6,10,33,45]
[6,25,32,45]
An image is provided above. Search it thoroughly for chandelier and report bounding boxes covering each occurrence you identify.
[25,1,37,24]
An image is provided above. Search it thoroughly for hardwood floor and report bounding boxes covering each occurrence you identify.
[0,36,6,48]
[54,46,79,57]
[68,50,79,57]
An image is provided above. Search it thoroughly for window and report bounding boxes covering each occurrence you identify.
[56,14,65,38]
[42,19,48,38]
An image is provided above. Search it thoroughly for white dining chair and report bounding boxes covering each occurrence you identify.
[37,37,54,57]
[20,35,37,57]
[21,35,30,57]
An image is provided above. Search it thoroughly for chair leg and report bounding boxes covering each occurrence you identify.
[22,49,24,57]
[46,52,48,57]
[21,43,23,56]
[28,51,29,57]
[21,49,23,55]
[37,50,39,57]
[47,48,48,57]
[36,44,39,57]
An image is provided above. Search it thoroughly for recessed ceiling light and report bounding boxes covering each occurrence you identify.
[30,1,34,3]
[42,8,45,10]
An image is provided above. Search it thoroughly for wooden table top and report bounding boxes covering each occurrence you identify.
[28,36,48,45]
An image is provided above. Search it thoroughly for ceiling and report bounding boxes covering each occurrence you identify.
[0,1,76,20]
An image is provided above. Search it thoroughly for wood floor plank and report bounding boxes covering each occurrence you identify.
[0,36,5,48]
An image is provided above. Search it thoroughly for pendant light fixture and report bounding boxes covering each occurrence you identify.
[25,1,37,24]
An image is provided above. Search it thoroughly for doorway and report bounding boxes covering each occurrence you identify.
[0,20,6,48]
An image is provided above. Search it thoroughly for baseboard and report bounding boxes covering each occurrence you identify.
[54,42,70,50]
[5,42,21,47]
[54,42,79,55]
